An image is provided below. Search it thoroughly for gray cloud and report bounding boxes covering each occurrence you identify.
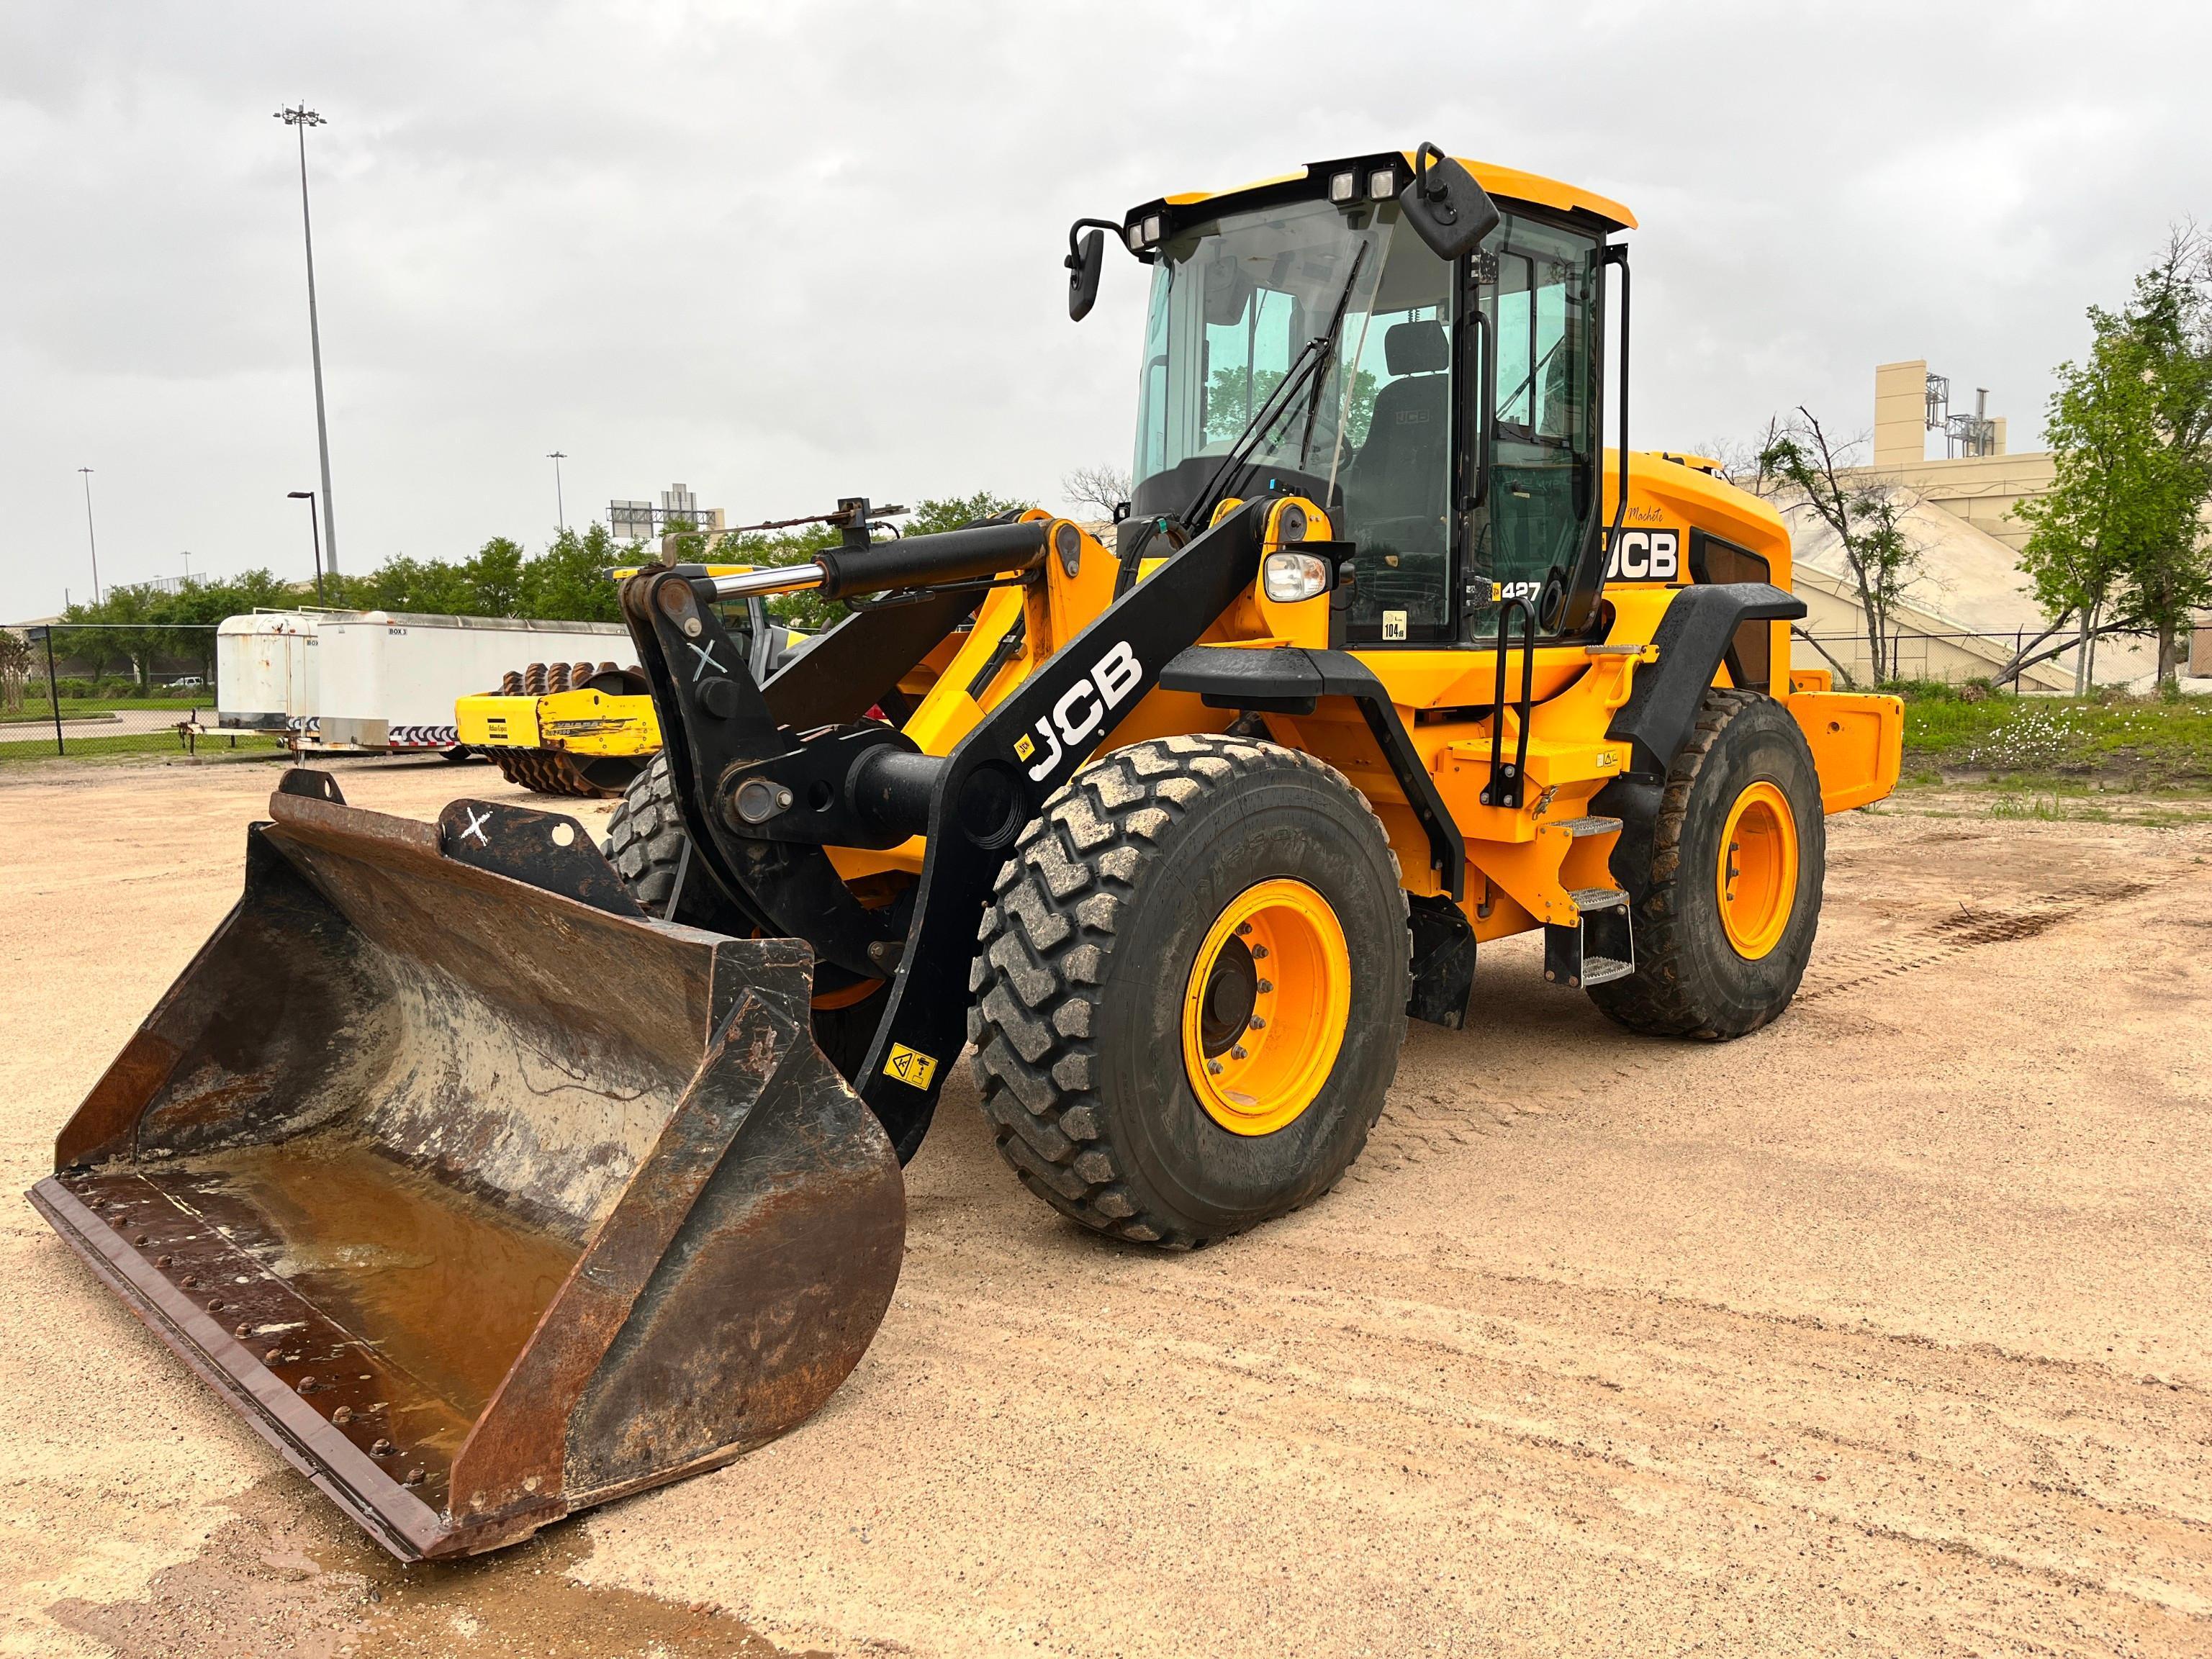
[5,0,2206,615]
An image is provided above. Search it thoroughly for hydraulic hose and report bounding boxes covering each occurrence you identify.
[713,520,1050,603]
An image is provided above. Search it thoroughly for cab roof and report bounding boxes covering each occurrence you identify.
[1141,152,1636,235]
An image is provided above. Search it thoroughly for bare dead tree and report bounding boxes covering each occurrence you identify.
[1761,410,1923,685]
[1062,464,1132,520]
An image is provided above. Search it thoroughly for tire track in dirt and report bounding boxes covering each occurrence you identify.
[888,1235,2212,1650]
[1799,877,2161,1002]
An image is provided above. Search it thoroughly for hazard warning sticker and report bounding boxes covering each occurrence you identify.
[884,1043,939,1090]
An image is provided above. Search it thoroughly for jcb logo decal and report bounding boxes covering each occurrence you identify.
[1020,640,1142,782]
[1607,529,1679,582]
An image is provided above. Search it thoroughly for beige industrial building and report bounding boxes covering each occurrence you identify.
[1781,360,2208,689]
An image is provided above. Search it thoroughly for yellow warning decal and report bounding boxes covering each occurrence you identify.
[1014,733,1036,761]
[884,1043,938,1090]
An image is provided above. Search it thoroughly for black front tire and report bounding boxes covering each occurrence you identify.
[969,735,1410,1249]
[1590,688,1825,1039]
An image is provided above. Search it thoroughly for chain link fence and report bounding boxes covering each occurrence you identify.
[0,623,284,761]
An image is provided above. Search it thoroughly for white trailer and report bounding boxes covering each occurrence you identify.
[215,610,340,735]
[300,612,633,754]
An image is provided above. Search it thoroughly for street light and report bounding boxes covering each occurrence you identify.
[78,467,101,605]
[287,490,326,603]
[275,104,340,577]
[547,451,568,533]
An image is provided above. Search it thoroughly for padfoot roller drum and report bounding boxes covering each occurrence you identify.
[27,770,903,1559]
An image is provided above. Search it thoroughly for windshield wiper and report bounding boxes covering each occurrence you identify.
[1297,240,1371,464]
[1182,240,1372,531]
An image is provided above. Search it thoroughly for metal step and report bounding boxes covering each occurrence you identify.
[1546,887,1636,992]
[1555,815,1623,839]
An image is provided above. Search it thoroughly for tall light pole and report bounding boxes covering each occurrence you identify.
[287,490,326,604]
[181,551,193,582]
[547,451,568,533]
[77,467,101,604]
[276,105,339,575]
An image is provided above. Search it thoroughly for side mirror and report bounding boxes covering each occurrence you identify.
[1398,141,1500,263]
[1066,222,1109,322]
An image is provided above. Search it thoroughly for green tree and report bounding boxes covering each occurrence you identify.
[2018,232,2212,691]
[2121,230,2212,684]
[905,492,1035,535]
[1759,410,1920,686]
[0,629,30,711]
[464,538,527,616]
[518,524,625,623]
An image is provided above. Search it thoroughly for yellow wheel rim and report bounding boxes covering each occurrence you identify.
[1181,879,1352,1136]
[1717,780,1799,960]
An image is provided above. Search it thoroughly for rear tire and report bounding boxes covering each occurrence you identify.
[969,735,1410,1249]
[1590,688,1825,1039]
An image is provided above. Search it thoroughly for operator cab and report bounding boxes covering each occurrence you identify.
[1093,151,1633,649]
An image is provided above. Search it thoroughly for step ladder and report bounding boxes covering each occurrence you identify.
[1543,879,1635,990]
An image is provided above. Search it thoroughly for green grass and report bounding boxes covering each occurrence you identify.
[1895,686,2212,793]
[0,697,207,725]
[0,728,284,763]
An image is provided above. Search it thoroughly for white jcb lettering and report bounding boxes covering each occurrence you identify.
[1052,680,1103,748]
[1091,640,1141,709]
[1018,639,1143,785]
[1605,528,1679,582]
[1023,720,1063,782]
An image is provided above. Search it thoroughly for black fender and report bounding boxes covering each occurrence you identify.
[1605,582,1805,781]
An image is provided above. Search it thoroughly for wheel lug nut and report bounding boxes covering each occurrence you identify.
[1256,980,1273,993]
[1251,945,1269,959]
[1234,922,1252,936]
[1248,1016,1265,1030]
[1230,1046,1247,1060]
[1207,1061,1223,1075]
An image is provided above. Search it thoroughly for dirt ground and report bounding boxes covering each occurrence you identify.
[2,753,2209,1658]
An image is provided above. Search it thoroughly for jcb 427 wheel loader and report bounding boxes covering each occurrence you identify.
[30,145,1902,1559]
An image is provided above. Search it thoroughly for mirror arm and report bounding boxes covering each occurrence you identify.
[1065,217,1121,266]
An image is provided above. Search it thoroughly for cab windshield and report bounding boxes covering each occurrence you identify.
[1130,196,1460,641]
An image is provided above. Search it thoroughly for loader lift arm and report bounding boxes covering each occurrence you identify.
[622,499,1273,1161]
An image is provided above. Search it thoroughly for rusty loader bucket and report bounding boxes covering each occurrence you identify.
[27,772,904,1559]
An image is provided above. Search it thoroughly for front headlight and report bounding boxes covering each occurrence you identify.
[1262,551,1331,603]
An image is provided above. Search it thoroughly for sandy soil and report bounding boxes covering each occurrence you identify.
[1,753,2208,1657]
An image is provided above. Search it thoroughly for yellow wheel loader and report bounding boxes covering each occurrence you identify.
[30,144,1902,1559]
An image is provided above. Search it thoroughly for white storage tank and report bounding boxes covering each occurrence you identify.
[304,612,632,752]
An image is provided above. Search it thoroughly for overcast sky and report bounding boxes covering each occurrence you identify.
[4,1,2207,619]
